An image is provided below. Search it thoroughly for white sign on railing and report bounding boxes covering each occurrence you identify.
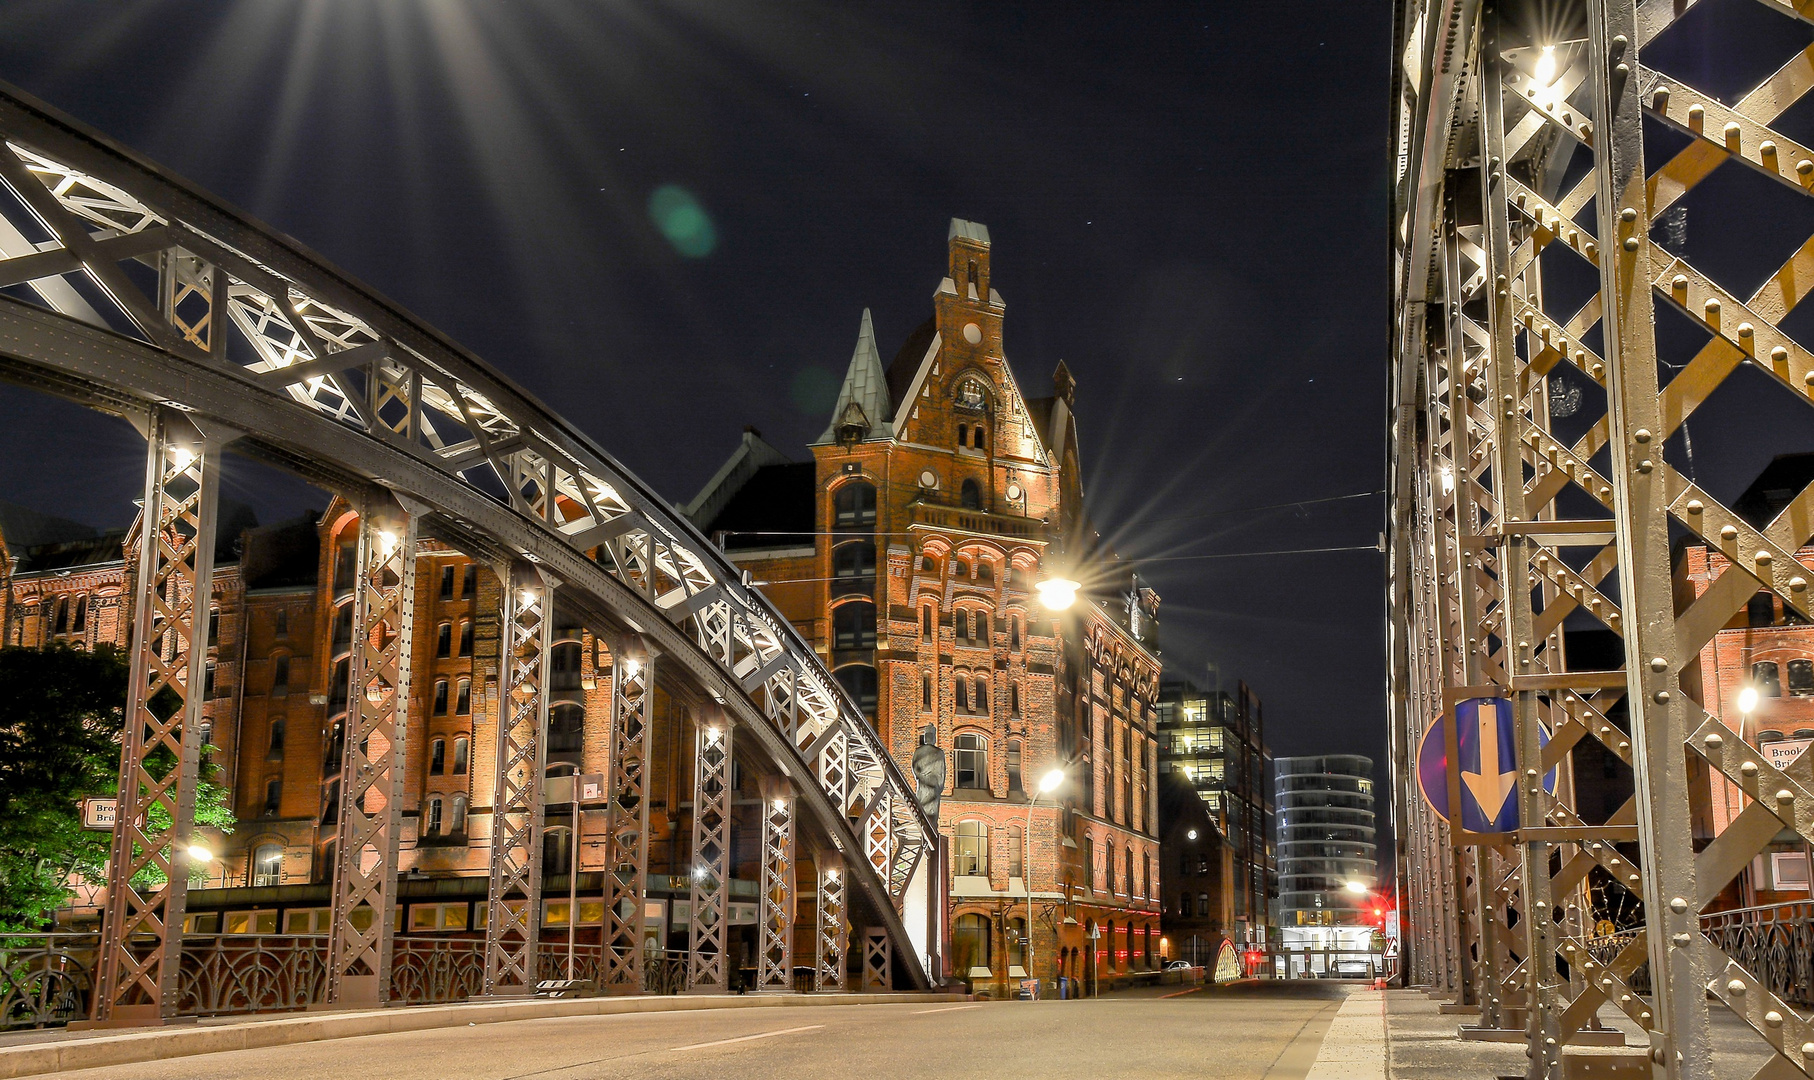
[81,797,116,830]
[1767,739,1812,771]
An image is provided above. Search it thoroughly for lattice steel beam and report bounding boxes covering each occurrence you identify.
[602,639,652,992]
[325,500,417,1007]
[90,409,227,1026]
[758,777,795,993]
[816,852,848,992]
[687,709,732,993]
[481,566,554,996]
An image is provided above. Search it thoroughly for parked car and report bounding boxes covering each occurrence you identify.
[1331,958,1375,978]
[1164,960,1193,971]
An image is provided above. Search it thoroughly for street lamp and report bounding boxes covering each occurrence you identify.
[1035,574,1081,611]
[1738,685,1760,716]
[1024,767,1065,995]
[1344,880,1369,895]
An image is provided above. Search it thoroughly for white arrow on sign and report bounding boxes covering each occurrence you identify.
[1461,702,1516,823]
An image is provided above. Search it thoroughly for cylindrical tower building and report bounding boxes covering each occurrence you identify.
[1274,754,1377,977]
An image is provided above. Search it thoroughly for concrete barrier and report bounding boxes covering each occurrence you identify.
[0,991,970,1079]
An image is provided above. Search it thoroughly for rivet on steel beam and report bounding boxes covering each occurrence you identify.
[1688,103,1705,127]
[1653,86,1671,109]
[1654,690,1671,704]
[1778,789,1794,803]
[1623,237,1640,251]
[1721,525,1739,540]
[1706,298,1722,319]
[1673,274,1689,291]
[1649,656,1668,672]
[1671,934,1690,946]
[1791,577,1806,592]
[1761,141,1778,159]
[1669,897,1688,913]
[1801,1041,1814,1056]
[1704,732,1724,750]
[1724,122,1742,148]
[1620,207,1638,223]
[1729,979,1747,995]
[1742,761,1760,777]
[1800,161,1814,179]
[1634,428,1652,443]
[1766,1011,1784,1028]
[1738,323,1754,339]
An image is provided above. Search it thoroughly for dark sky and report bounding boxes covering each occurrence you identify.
[0,2,1394,767]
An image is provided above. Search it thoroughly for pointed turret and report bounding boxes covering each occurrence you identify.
[815,308,893,445]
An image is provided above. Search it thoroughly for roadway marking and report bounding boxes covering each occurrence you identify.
[910,1004,983,1014]
[663,1024,824,1052]
[1159,986,1202,999]
[1260,999,1342,1080]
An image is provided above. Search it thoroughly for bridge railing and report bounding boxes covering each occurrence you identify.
[0,932,706,1030]
[1580,903,1814,1009]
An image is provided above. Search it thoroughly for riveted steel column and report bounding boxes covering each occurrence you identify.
[325,498,417,1007]
[757,776,796,993]
[1587,0,1710,1072]
[482,565,555,996]
[816,851,848,992]
[602,638,652,992]
[89,409,227,1026]
[861,927,891,990]
[1477,10,1563,1072]
[687,707,732,993]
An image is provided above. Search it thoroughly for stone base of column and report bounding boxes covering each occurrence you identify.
[1458,1025,1625,1047]
[1436,1001,1480,1014]
[70,1008,195,1031]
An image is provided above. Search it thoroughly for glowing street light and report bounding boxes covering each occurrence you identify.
[1345,880,1369,895]
[1738,685,1760,715]
[1024,767,1066,995]
[1035,575,1081,611]
[186,843,213,864]
[1534,44,1557,86]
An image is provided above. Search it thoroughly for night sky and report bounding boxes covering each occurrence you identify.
[0,3,1395,770]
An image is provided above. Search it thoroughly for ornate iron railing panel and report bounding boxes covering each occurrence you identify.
[0,934,96,1030]
[0,80,930,988]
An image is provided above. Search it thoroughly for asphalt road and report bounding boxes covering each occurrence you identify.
[60,983,1357,1080]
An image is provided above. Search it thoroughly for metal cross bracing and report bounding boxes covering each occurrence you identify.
[602,639,651,992]
[1390,0,1814,1074]
[325,500,418,1007]
[481,567,554,997]
[686,711,732,993]
[816,853,849,993]
[89,411,225,1026]
[0,80,937,1013]
[757,778,796,994]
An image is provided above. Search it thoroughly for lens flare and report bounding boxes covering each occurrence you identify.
[648,184,717,257]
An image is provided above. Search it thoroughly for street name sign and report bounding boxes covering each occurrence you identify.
[1416,697,1555,833]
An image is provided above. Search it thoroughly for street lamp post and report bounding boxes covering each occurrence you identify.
[1024,768,1065,997]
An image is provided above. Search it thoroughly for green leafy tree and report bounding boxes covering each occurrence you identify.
[0,644,235,932]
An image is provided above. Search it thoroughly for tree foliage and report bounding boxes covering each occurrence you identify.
[0,644,235,932]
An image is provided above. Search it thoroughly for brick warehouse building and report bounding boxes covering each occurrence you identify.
[5,502,789,974]
[687,219,1164,997]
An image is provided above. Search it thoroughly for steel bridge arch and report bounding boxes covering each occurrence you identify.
[0,83,933,1000]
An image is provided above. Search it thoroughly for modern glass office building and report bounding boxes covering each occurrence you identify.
[1274,754,1378,977]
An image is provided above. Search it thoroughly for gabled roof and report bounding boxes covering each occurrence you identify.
[814,308,893,444]
[695,462,816,552]
[885,315,939,413]
[684,428,794,528]
[0,498,98,558]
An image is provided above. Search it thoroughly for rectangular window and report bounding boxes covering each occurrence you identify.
[952,821,988,876]
[1008,826,1024,878]
[433,680,449,716]
[440,565,455,600]
[923,674,933,710]
[459,622,474,657]
[436,623,452,658]
[456,679,472,715]
[272,655,289,690]
[956,680,969,711]
[274,608,288,637]
[462,563,477,597]
[1755,661,1784,697]
[1007,739,1022,792]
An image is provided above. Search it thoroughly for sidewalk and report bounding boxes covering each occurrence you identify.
[1304,990,1653,1079]
[0,990,966,1079]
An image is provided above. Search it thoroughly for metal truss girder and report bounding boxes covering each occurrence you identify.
[602,641,652,992]
[861,927,891,991]
[325,503,417,1007]
[482,567,554,996]
[90,408,223,1024]
[0,82,933,991]
[686,713,732,993]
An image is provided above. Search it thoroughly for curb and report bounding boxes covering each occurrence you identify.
[0,992,970,1078]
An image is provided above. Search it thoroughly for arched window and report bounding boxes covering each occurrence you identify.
[267,718,285,759]
[978,561,993,583]
[208,604,220,647]
[922,674,933,711]
[453,737,469,775]
[204,659,217,699]
[953,820,989,876]
[1791,659,1814,696]
[425,796,443,837]
[252,844,283,888]
[436,622,452,658]
[974,426,987,450]
[1084,837,1095,889]
[832,601,876,650]
[272,654,290,691]
[542,826,572,876]
[1007,738,1022,792]
[1106,843,1117,894]
[1125,847,1135,896]
[1755,661,1783,697]
[71,595,86,633]
[954,608,970,643]
[921,553,937,574]
[832,541,877,596]
[1198,893,1210,917]
[957,423,969,447]
[549,703,584,754]
[274,607,288,637]
[955,678,969,712]
[834,482,877,529]
[1143,852,1152,899]
[1010,616,1021,651]
[449,795,467,833]
[960,479,981,510]
[263,778,282,817]
[1010,682,1021,715]
[332,604,354,650]
[836,665,878,715]
[953,913,992,975]
[550,641,583,692]
[433,679,449,716]
[1007,824,1024,878]
[459,621,473,657]
[430,738,446,775]
[974,677,989,714]
[1007,916,1027,970]
[921,605,934,639]
[455,678,472,715]
[954,732,988,789]
[955,557,970,579]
